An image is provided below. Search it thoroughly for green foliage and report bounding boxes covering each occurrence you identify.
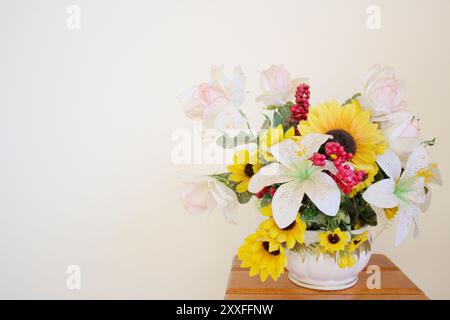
[343,93,361,106]
[210,173,254,204]
[216,131,255,149]
[341,194,377,227]
[300,200,349,231]
[272,102,293,131]
[423,138,436,146]
[261,114,272,130]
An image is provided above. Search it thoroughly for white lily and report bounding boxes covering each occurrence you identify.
[362,146,430,246]
[248,133,341,229]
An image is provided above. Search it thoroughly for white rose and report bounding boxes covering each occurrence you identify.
[179,175,239,223]
[358,65,407,122]
[256,65,307,106]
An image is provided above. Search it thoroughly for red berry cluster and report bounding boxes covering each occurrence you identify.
[325,142,353,166]
[255,186,277,199]
[332,165,366,194]
[290,84,310,126]
[319,141,366,194]
[311,152,326,166]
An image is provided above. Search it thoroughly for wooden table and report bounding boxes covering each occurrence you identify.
[225,254,428,300]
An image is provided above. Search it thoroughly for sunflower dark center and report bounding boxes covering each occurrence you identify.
[327,234,340,244]
[353,239,361,245]
[326,129,357,155]
[244,164,255,177]
[282,221,296,231]
[262,241,280,256]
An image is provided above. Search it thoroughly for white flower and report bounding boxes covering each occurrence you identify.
[358,65,407,122]
[362,147,430,246]
[256,65,307,106]
[380,111,421,166]
[248,134,341,228]
[178,65,247,132]
[179,175,239,223]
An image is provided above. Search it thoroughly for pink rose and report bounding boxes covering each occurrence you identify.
[358,65,407,122]
[178,83,229,122]
[256,65,307,106]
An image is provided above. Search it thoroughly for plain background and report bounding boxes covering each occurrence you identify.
[1,0,449,299]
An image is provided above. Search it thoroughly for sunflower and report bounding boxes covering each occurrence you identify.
[338,252,357,269]
[297,100,387,171]
[238,230,287,281]
[318,228,350,253]
[227,150,262,193]
[259,124,297,161]
[350,163,379,197]
[259,215,306,249]
[384,206,399,220]
[347,231,369,253]
[259,204,273,217]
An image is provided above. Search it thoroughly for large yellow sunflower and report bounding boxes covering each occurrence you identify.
[227,150,262,193]
[259,215,306,249]
[238,230,287,281]
[297,100,387,171]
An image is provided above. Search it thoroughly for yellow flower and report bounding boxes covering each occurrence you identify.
[227,150,262,193]
[338,252,357,269]
[318,228,349,253]
[259,215,306,249]
[417,163,441,185]
[259,205,273,217]
[259,124,297,161]
[238,231,287,282]
[298,100,387,172]
[384,206,399,220]
[350,163,379,197]
[347,231,369,253]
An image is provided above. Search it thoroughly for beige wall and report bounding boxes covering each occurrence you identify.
[1,0,449,299]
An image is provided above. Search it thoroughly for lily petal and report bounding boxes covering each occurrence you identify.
[272,181,305,228]
[363,179,400,208]
[268,139,300,168]
[299,133,332,159]
[395,203,419,246]
[304,172,340,216]
[376,149,401,180]
[402,176,426,204]
[248,163,293,193]
[403,145,430,179]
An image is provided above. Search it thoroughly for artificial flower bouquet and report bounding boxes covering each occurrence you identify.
[177,65,441,289]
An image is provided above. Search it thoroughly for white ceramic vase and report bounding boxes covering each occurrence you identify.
[286,226,372,290]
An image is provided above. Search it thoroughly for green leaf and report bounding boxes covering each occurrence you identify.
[359,206,378,226]
[264,105,279,111]
[343,93,361,106]
[273,102,293,131]
[236,191,253,204]
[216,131,255,149]
[261,114,272,130]
[423,138,436,146]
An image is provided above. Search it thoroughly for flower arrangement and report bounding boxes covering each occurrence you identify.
[177,65,441,285]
